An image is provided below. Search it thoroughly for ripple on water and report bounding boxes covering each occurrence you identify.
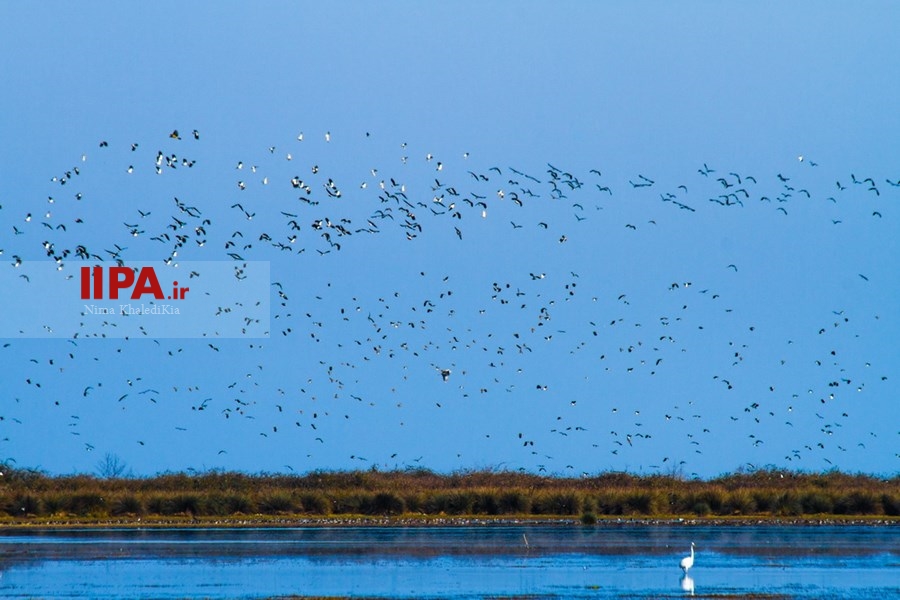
[0,525,897,599]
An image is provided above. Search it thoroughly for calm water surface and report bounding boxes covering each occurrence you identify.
[0,524,897,599]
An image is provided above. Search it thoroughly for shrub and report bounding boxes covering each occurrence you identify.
[402,493,424,513]
[473,492,500,515]
[42,494,65,515]
[111,494,145,516]
[623,492,656,515]
[145,495,166,515]
[202,493,254,516]
[776,492,803,516]
[881,493,900,516]
[752,490,777,513]
[331,492,367,514]
[5,494,41,516]
[498,491,531,514]
[371,492,405,515]
[724,490,756,515]
[446,492,479,515]
[0,468,896,520]
[258,492,297,514]
[834,491,880,515]
[531,492,582,516]
[697,489,724,513]
[801,491,833,514]
[163,493,202,516]
[225,493,255,514]
[424,492,476,515]
[64,493,107,516]
[667,493,691,514]
[692,502,711,516]
[299,492,331,515]
[581,496,597,514]
[594,492,625,515]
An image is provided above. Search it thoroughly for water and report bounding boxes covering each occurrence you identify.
[0,524,897,598]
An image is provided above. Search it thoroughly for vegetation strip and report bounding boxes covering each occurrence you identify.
[2,466,897,524]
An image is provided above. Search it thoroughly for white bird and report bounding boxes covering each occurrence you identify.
[680,542,695,573]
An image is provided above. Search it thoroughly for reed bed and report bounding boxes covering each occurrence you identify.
[1,465,897,520]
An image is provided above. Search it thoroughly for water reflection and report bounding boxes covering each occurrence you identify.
[0,525,896,599]
[680,573,695,596]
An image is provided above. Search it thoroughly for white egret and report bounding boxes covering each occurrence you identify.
[680,542,695,573]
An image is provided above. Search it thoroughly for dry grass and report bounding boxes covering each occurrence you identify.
[1,464,897,520]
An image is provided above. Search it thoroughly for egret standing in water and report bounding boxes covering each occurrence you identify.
[680,542,695,573]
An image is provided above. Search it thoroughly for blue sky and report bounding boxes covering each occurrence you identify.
[1,3,898,478]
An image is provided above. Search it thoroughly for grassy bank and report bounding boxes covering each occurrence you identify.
[1,465,898,523]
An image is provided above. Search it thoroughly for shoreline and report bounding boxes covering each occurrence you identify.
[2,514,897,529]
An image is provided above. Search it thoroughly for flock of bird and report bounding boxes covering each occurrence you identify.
[1,128,896,477]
